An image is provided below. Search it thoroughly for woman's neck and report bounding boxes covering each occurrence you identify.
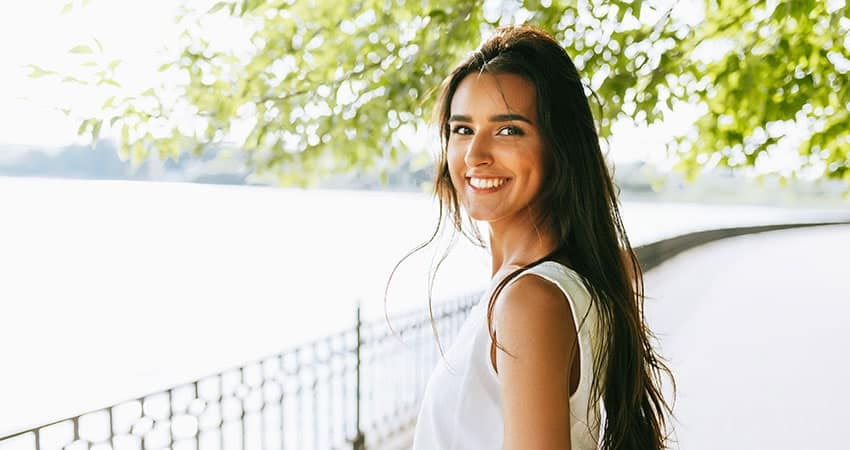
[487,217,558,278]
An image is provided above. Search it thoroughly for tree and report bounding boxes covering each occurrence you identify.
[39,0,850,187]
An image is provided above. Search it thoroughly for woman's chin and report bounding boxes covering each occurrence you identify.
[463,208,500,223]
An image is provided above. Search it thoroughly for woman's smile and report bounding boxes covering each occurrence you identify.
[467,176,511,193]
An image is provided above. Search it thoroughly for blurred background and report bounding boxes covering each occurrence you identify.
[1,0,848,449]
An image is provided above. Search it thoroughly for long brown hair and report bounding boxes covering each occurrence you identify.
[387,25,675,449]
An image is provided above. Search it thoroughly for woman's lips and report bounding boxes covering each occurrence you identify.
[466,177,510,193]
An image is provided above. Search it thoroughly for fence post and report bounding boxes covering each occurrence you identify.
[352,301,365,450]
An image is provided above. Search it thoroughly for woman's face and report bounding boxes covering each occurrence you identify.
[447,72,546,227]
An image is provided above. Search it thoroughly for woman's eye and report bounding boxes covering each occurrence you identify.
[497,126,524,136]
[451,125,473,135]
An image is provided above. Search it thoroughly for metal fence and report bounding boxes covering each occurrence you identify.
[0,294,481,450]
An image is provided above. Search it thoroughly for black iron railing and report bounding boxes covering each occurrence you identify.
[0,294,481,450]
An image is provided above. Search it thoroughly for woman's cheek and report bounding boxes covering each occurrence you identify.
[446,149,464,184]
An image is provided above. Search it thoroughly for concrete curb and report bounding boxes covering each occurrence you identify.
[634,220,850,272]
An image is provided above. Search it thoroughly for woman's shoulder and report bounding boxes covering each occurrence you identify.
[494,271,579,359]
[509,260,593,300]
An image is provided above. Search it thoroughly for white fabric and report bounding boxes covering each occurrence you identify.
[412,261,602,450]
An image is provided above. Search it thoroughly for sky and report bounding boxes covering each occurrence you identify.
[0,0,702,168]
[0,0,186,147]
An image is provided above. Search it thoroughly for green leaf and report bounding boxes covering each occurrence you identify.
[428,9,447,20]
[131,141,146,165]
[208,2,230,14]
[62,75,87,85]
[157,138,179,161]
[25,64,57,78]
[90,120,103,147]
[77,119,91,136]
[69,45,93,54]
[97,79,122,88]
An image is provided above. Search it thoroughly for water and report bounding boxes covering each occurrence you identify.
[0,176,844,436]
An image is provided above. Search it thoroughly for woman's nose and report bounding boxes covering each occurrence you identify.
[464,134,493,167]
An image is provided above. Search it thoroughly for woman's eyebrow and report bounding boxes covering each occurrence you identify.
[490,113,533,124]
[448,114,472,123]
[448,113,534,124]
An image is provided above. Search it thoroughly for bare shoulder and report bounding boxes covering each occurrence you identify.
[492,273,579,376]
[494,273,577,346]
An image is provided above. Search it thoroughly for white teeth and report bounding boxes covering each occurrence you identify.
[470,177,506,189]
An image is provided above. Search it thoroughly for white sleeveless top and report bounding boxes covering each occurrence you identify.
[412,261,603,449]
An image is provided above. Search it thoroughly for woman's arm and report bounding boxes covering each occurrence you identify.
[494,274,578,450]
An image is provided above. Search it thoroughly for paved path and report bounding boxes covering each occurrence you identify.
[644,224,850,449]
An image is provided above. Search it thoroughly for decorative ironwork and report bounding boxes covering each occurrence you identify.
[0,294,481,450]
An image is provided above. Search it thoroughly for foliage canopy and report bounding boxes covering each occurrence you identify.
[45,0,850,187]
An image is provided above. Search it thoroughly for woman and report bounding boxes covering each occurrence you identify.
[395,25,674,449]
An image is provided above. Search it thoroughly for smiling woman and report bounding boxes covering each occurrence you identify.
[447,72,545,227]
[394,25,676,450]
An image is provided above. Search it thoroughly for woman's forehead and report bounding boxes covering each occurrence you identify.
[449,72,538,121]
